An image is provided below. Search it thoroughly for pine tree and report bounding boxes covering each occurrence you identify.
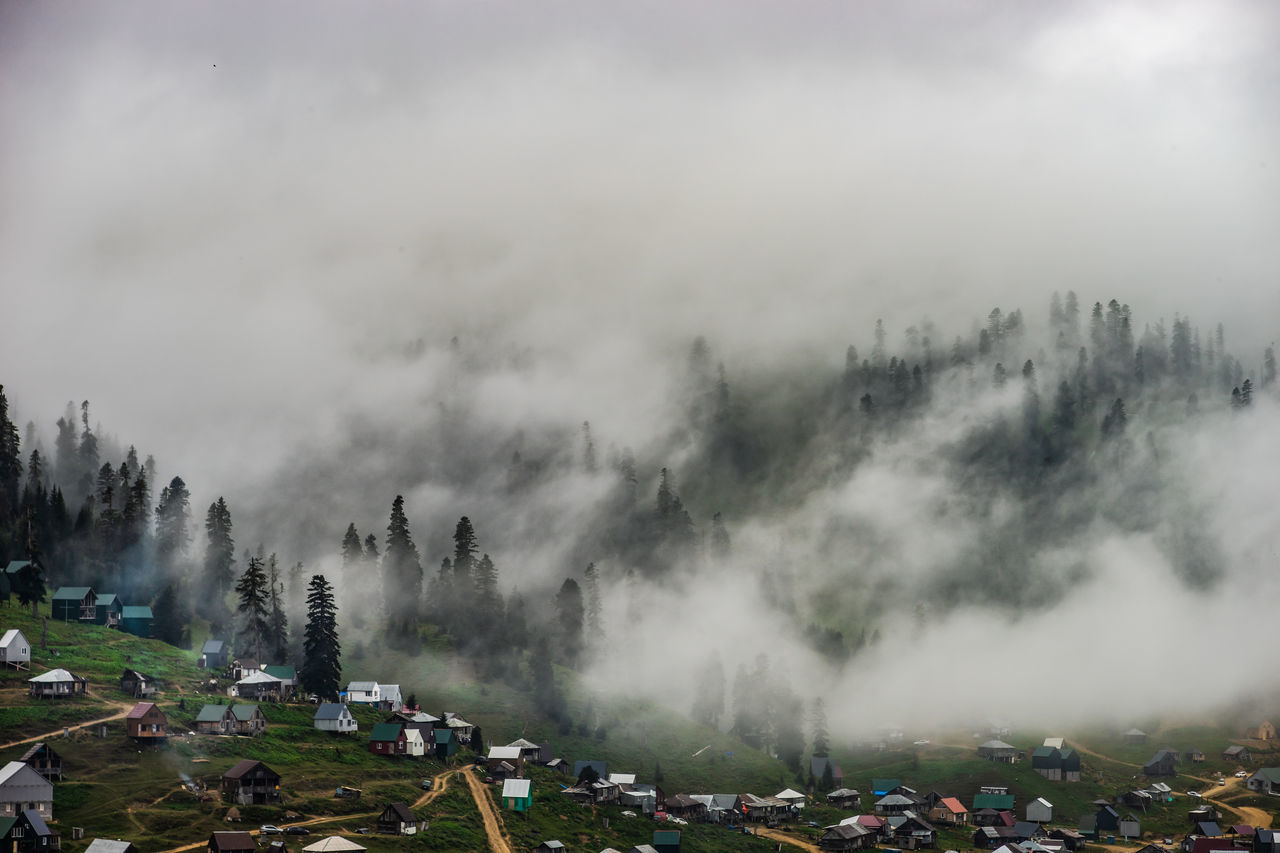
[0,385,21,521]
[234,556,271,661]
[811,697,830,756]
[301,574,341,700]
[202,497,235,611]
[341,523,363,584]
[472,553,502,648]
[691,653,725,727]
[555,578,585,668]
[155,476,191,566]
[383,496,422,627]
[583,562,602,637]
[152,582,189,646]
[710,512,731,558]
[266,554,289,661]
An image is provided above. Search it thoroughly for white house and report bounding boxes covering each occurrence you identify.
[0,761,54,819]
[776,788,807,809]
[345,682,380,704]
[1027,797,1053,823]
[402,727,425,757]
[0,629,30,669]
[313,703,358,734]
[380,684,403,710]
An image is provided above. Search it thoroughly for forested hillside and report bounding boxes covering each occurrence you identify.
[1,292,1276,747]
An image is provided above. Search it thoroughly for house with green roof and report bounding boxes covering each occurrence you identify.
[432,728,457,760]
[120,605,153,638]
[973,793,1015,811]
[94,594,123,627]
[369,723,423,757]
[51,587,97,622]
[1247,768,1280,795]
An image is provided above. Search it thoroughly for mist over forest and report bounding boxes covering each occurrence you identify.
[2,0,1279,746]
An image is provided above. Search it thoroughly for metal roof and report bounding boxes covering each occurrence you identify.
[502,778,532,799]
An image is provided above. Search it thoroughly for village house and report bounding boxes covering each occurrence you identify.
[94,593,123,627]
[0,629,30,669]
[234,670,284,701]
[1119,813,1142,839]
[975,826,1021,848]
[735,793,791,822]
[120,669,157,699]
[0,808,58,852]
[84,839,142,853]
[887,812,938,848]
[262,665,297,696]
[431,728,456,761]
[0,761,54,820]
[51,587,97,622]
[119,605,151,638]
[664,794,706,822]
[820,822,879,852]
[229,705,266,736]
[1224,746,1251,762]
[28,668,86,698]
[827,788,862,810]
[376,802,418,835]
[876,794,916,816]
[19,744,61,782]
[978,741,1018,763]
[502,778,532,813]
[1124,728,1149,745]
[199,640,229,670]
[1246,769,1280,795]
[974,793,1016,813]
[929,796,969,826]
[314,703,357,734]
[368,723,424,757]
[1144,750,1178,777]
[126,702,167,741]
[1247,723,1276,741]
[196,704,233,734]
[1033,747,1081,781]
[221,760,281,805]
[208,831,256,853]
[487,747,525,778]
[1027,798,1053,824]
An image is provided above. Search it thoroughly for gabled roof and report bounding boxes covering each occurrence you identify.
[502,778,532,799]
[1031,797,1052,809]
[1249,768,1280,784]
[196,704,229,722]
[126,702,160,719]
[1,628,29,646]
[382,802,415,822]
[229,704,262,722]
[263,665,296,681]
[347,681,378,692]
[51,586,93,600]
[506,738,539,749]
[0,761,53,793]
[223,759,276,780]
[369,723,403,742]
[84,840,138,853]
[121,605,152,619]
[314,703,350,720]
[872,777,900,794]
[210,831,256,850]
[609,773,636,785]
[939,796,967,814]
[202,639,227,654]
[877,794,915,806]
[29,668,80,683]
[237,670,280,685]
[776,788,805,800]
[98,593,121,606]
[1043,737,1065,749]
[18,742,58,763]
[980,740,1016,750]
[488,746,522,760]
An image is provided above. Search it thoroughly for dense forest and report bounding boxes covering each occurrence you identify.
[0,291,1275,760]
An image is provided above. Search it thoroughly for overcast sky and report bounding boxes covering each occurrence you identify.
[4,1,1277,473]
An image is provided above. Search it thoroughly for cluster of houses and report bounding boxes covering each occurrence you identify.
[44,586,154,638]
[196,639,299,702]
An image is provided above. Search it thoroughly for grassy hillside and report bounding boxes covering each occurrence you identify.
[5,601,1278,852]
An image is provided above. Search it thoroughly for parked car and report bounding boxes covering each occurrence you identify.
[260,825,284,835]
[913,739,931,745]
[1236,770,1248,777]
[1187,791,1202,798]
[285,827,311,836]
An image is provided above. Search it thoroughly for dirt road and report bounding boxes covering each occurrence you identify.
[462,768,514,853]
[412,767,458,808]
[1196,775,1273,828]
[0,700,135,750]
[756,826,823,852]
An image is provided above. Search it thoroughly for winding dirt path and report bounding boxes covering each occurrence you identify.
[756,826,823,852]
[462,768,514,853]
[0,700,135,750]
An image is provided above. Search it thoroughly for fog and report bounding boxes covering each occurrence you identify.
[2,0,1279,738]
